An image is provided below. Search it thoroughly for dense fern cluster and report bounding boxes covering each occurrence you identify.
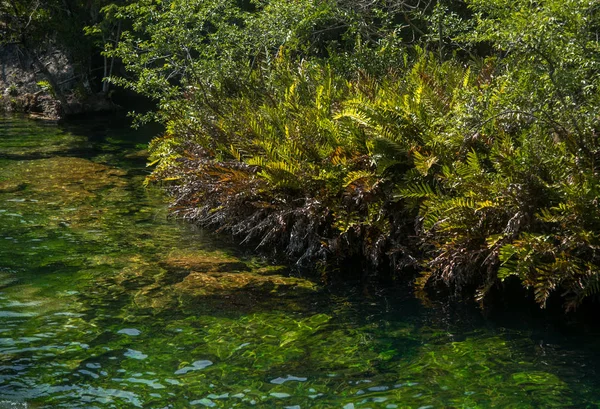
[114,0,600,309]
[146,59,413,277]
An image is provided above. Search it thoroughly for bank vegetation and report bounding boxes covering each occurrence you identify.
[12,0,600,310]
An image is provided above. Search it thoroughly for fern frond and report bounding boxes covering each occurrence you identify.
[335,106,373,128]
[330,146,347,166]
[475,200,495,211]
[343,170,376,188]
[258,161,301,189]
[462,66,471,88]
[465,150,482,173]
[413,150,438,176]
[444,197,476,210]
[421,206,442,230]
[247,156,265,167]
[230,144,242,161]
[397,182,435,199]
[497,244,519,280]
[580,272,600,300]
[264,160,299,175]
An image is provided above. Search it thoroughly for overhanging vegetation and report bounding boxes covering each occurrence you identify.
[89,0,600,309]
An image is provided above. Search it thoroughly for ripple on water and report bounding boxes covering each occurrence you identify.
[117,328,141,336]
[174,360,213,375]
[189,398,216,407]
[113,377,165,390]
[0,311,36,318]
[0,117,599,408]
[0,401,28,409]
[270,375,308,384]
[123,349,147,360]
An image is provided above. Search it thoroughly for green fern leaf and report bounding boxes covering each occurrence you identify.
[343,170,376,188]
[413,150,438,176]
[397,183,435,199]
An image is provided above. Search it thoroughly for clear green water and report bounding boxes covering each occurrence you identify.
[1,115,599,408]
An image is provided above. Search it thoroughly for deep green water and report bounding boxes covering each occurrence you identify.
[0,115,599,408]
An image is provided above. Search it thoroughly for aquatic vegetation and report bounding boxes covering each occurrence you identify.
[1,116,600,408]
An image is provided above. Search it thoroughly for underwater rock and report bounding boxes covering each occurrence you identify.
[0,157,131,238]
[131,282,179,312]
[0,181,26,193]
[156,251,252,286]
[127,258,317,314]
[3,157,126,199]
[173,271,316,295]
[159,255,250,274]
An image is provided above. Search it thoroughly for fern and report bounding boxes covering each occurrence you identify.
[343,170,376,188]
[398,182,436,199]
[413,150,438,176]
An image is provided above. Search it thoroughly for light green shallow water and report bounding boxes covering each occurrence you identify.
[0,115,599,408]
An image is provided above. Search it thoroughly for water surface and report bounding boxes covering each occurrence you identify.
[0,115,599,408]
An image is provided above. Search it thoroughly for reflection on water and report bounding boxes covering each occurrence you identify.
[0,115,599,408]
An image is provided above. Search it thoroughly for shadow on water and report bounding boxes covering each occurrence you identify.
[0,114,600,408]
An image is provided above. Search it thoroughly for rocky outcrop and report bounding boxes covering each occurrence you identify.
[0,44,117,119]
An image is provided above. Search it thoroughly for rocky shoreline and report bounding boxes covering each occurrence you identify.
[0,44,117,120]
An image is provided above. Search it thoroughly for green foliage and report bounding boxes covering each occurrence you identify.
[36,80,55,97]
[0,0,134,100]
[407,0,600,309]
[146,57,394,269]
[111,0,600,310]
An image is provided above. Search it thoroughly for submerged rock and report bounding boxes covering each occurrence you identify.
[160,256,250,274]
[0,156,133,256]
[1,157,126,199]
[87,248,320,316]
[129,263,318,315]
[0,181,26,193]
[173,271,315,295]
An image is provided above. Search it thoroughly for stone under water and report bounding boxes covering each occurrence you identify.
[0,115,597,408]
